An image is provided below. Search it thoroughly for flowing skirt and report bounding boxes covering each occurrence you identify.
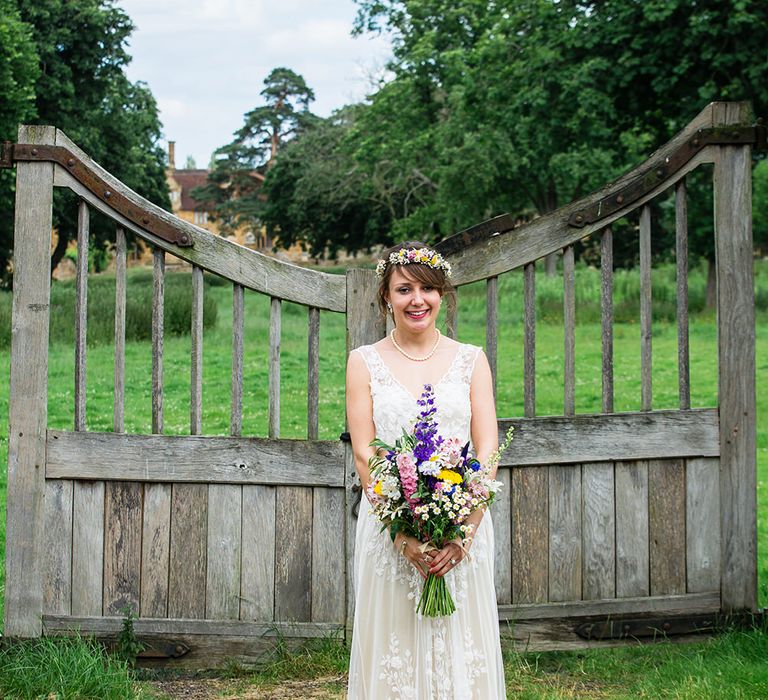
[347,499,506,699]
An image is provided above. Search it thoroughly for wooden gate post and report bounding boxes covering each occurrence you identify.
[713,102,758,612]
[344,268,385,636]
[4,125,56,636]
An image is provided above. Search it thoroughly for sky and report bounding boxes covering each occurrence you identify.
[118,0,392,168]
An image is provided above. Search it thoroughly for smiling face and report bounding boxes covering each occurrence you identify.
[386,267,443,333]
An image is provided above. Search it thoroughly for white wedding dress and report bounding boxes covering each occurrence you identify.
[347,343,506,700]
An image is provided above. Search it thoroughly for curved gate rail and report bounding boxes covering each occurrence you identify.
[2,100,759,661]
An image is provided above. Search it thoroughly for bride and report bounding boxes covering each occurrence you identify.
[345,242,506,699]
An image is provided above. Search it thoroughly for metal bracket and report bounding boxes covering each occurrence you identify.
[568,123,766,229]
[136,640,191,660]
[0,141,193,247]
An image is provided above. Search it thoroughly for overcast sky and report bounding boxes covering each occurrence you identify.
[118,0,392,168]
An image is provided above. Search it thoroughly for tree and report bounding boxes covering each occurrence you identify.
[196,68,317,235]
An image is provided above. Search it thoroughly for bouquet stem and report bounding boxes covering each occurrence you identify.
[416,573,456,617]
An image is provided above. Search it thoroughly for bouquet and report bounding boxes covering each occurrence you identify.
[366,384,514,617]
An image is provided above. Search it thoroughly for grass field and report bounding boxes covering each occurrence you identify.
[0,259,766,698]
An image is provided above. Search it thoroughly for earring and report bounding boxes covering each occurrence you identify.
[386,301,393,313]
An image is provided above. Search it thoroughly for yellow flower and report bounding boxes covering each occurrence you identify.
[439,469,463,485]
[374,481,383,495]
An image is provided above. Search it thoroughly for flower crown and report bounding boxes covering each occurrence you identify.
[375,247,452,278]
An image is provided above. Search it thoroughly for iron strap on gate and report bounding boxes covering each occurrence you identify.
[0,140,193,247]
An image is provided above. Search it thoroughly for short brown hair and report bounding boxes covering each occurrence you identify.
[376,241,455,318]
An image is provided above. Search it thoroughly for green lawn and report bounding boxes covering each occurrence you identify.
[0,264,767,698]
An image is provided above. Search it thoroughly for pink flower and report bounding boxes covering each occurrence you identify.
[396,453,419,507]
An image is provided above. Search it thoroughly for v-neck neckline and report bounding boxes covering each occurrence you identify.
[370,343,465,402]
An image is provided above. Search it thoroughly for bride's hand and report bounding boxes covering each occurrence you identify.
[395,534,432,580]
[428,541,464,578]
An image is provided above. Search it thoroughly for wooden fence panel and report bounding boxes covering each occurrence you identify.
[240,485,276,621]
[649,459,686,596]
[512,467,548,603]
[140,483,171,618]
[274,487,313,621]
[103,482,143,615]
[168,484,208,619]
[206,484,243,620]
[686,457,721,593]
[582,462,616,600]
[43,480,73,615]
[615,461,649,598]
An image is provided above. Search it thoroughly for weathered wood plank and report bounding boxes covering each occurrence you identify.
[512,467,548,603]
[274,487,312,621]
[649,459,686,596]
[445,288,458,339]
[74,200,89,431]
[269,297,281,439]
[493,467,512,605]
[486,275,498,397]
[71,481,105,616]
[600,227,614,413]
[103,481,143,615]
[714,104,758,611]
[5,124,56,636]
[168,484,207,619]
[548,465,581,602]
[639,205,652,411]
[497,408,719,467]
[206,484,242,620]
[615,461,649,598]
[190,265,203,434]
[686,457,721,593]
[307,307,320,440]
[152,249,164,434]
[140,483,171,618]
[47,430,346,487]
[240,485,276,621]
[435,104,718,285]
[523,262,536,417]
[563,245,575,415]
[43,479,73,615]
[311,487,346,622]
[231,284,244,437]
[582,462,616,600]
[675,180,690,410]
[114,227,126,432]
[52,129,347,312]
[344,268,386,629]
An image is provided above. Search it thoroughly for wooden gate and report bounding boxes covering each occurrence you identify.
[2,100,758,661]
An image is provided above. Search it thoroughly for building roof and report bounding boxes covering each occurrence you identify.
[172,169,212,211]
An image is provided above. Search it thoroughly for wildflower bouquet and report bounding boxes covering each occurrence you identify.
[367,384,514,617]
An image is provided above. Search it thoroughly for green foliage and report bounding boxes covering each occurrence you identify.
[0,0,170,286]
[115,607,144,667]
[0,635,142,699]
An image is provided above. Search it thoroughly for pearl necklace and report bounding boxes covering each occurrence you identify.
[390,328,442,362]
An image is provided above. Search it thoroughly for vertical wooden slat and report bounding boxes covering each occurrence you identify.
[152,249,165,434]
[231,284,244,437]
[686,457,721,593]
[206,484,242,620]
[445,287,458,339]
[74,200,89,431]
[486,276,498,397]
[190,265,203,434]
[43,480,73,615]
[563,245,575,416]
[114,227,126,433]
[615,461,649,597]
[600,227,614,413]
[639,205,652,411]
[269,297,281,439]
[344,269,387,631]
[103,482,143,615]
[649,459,686,595]
[675,180,691,410]
[307,307,320,440]
[713,104,757,611]
[493,467,512,605]
[582,462,616,600]
[523,262,536,418]
[240,485,276,621]
[140,483,171,618]
[5,124,55,636]
[168,484,208,619]
[548,465,581,602]
[274,486,312,621]
[311,487,346,622]
[71,481,105,616]
[512,467,548,603]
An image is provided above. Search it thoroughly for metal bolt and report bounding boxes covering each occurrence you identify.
[663,622,671,631]
[142,217,150,225]
[623,624,631,633]
[656,168,664,178]
[180,234,189,244]
[692,138,700,147]
[67,158,75,167]
[175,645,184,655]
[616,195,624,205]
[104,190,111,199]
[31,148,38,156]
[574,214,583,223]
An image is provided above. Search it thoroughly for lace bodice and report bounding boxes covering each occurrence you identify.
[354,342,481,446]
